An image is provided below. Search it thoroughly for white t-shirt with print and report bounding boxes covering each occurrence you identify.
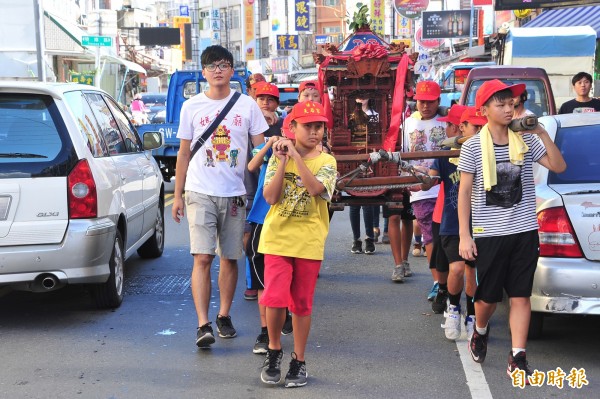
[177,90,269,196]
[402,114,447,202]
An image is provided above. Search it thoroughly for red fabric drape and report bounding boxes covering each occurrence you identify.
[383,54,413,151]
[318,60,334,130]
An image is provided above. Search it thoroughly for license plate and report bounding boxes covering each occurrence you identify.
[0,195,11,220]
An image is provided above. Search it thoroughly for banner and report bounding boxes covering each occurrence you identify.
[422,10,477,39]
[295,0,310,32]
[244,0,255,61]
[393,0,429,14]
[272,57,289,74]
[371,0,385,35]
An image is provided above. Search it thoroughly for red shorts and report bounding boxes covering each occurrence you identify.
[259,255,321,317]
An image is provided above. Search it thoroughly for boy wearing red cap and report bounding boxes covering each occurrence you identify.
[258,101,337,388]
[298,81,321,103]
[457,80,566,380]
[396,81,447,295]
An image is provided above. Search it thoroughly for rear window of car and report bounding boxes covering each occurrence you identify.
[278,86,299,107]
[548,124,600,184]
[0,94,65,163]
[465,79,550,116]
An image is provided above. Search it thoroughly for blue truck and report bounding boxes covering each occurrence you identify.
[137,69,248,181]
[436,61,496,107]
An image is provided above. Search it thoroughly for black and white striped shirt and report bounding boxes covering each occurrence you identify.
[457,133,546,238]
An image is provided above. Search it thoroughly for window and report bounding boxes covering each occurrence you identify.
[549,125,600,184]
[259,0,268,21]
[324,0,338,6]
[0,94,65,163]
[323,26,341,34]
[259,37,269,59]
[231,7,240,29]
[64,91,108,157]
[105,96,142,153]
[84,93,127,155]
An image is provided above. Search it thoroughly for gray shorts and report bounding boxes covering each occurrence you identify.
[185,191,246,260]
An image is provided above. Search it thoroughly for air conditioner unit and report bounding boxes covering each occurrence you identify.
[200,11,209,18]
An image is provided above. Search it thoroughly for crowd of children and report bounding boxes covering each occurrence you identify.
[174,45,567,389]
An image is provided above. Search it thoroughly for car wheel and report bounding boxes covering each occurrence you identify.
[528,311,544,340]
[92,230,125,309]
[137,197,165,258]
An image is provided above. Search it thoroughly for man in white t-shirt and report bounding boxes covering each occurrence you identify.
[172,45,269,349]
[402,80,447,298]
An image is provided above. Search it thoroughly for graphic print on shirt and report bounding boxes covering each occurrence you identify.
[278,172,312,217]
[409,129,427,152]
[205,148,215,167]
[486,161,522,208]
[230,149,239,167]
[448,169,460,210]
[429,126,445,151]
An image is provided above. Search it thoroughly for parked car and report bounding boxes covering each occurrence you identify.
[276,83,299,113]
[0,82,165,309]
[530,112,600,338]
[140,92,167,123]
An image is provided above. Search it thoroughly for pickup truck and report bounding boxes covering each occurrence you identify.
[137,69,248,181]
[437,61,495,107]
[459,66,557,116]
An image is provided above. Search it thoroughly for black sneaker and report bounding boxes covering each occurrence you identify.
[216,314,237,338]
[253,330,269,354]
[364,238,375,254]
[432,289,449,314]
[507,351,533,384]
[282,311,293,335]
[468,324,490,363]
[261,349,283,385]
[196,322,215,348]
[284,352,308,388]
[351,240,362,254]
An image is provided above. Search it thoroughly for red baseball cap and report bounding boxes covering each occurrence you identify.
[299,80,318,93]
[414,81,441,101]
[282,114,294,139]
[460,107,488,126]
[254,82,279,99]
[475,79,526,109]
[437,104,468,125]
[289,101,329,124]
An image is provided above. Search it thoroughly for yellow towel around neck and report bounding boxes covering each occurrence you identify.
[480,125,529,191]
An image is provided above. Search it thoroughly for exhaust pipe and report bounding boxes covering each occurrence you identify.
[41,275,58,290]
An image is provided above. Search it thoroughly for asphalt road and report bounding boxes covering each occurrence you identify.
[1,188,598,399]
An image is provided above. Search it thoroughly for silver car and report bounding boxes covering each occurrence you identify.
[0,82,164,308]
[530,112,600,337]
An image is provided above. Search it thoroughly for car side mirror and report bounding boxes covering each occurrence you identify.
[143,131,164,151]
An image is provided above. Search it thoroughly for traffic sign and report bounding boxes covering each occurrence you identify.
[82,35,113,47]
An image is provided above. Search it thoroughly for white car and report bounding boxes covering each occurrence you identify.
[530,112,600,337]
[0,82,164,308]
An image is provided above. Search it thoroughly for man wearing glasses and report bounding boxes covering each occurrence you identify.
[172,45,269,348]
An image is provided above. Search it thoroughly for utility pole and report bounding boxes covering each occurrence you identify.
[33,0,46,81]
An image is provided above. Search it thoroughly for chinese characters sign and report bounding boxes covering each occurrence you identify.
[244,0,255,61]
[295,0,310,32]
[371,0,385,35]
[277,35,299,50]
[70,72,94,86]
[272,57,289,74]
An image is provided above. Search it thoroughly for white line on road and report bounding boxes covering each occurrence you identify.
[456,322,493,399]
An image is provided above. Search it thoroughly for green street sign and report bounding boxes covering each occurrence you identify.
[82,35,113,47]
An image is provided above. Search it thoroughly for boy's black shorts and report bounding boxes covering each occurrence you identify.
[473,230,539,303]
[246,222,265,290]
[430,222,446,270]
[382,191,415,220]
[440,235,475,268]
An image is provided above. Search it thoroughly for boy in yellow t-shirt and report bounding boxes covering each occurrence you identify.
[258,101,337,388]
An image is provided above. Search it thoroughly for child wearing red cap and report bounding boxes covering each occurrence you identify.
[298,81,321,103]
[457,79,566,381]
[258,101,337,388]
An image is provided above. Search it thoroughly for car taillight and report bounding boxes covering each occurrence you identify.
[537,207,583,258]
[67,159,97,219]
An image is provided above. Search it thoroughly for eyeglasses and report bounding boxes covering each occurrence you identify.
[204,63,231,72]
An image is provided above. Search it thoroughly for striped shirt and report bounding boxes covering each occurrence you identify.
[457,133,546,238]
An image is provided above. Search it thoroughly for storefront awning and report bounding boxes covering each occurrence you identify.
[523,6,600,38]
[101,54,147,75]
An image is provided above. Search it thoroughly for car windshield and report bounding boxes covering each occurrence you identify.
[278,87,299,107]
[0,95,64,164]
[140,94,166,106]
[465,79,550,116]
[184,81,243,98]
[548,124,600,184]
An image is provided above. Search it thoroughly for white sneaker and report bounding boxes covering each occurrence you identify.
[465,315,475,342]
[402,261,412,277]
[391,265,404,283]
[412,243,423,257]
[441,305,462,341]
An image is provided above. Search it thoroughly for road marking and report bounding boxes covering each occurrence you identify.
[456,321,493,399]
[165,193,174,207]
